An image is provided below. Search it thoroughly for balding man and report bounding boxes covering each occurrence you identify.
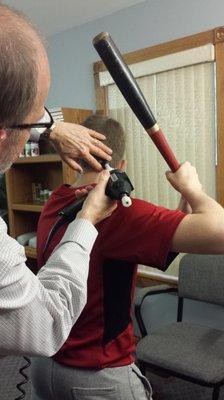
[0,4,116,356]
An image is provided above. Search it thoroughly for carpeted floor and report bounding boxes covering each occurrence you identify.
[147,371,224,400]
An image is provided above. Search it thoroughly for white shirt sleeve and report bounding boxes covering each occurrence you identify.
[0,217,97,357]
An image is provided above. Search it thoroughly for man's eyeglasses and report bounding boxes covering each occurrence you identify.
[9,107,54,137]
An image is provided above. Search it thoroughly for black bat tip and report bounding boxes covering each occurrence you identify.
[93,32,110,45]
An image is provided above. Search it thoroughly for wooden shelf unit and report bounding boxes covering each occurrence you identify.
[12,203,43,212]
[5,107,92,261]
[14,154,61,164]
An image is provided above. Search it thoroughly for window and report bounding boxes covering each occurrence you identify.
[94,28,224,278]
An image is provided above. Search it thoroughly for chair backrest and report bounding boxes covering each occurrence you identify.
[178,254,224,306]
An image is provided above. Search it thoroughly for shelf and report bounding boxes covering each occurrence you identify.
[25,246,37,259]
[14,154,61,164]
[5,108,92,254]
[12,203,43,212]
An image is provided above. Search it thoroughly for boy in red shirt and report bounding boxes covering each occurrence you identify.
[31,115,224,400]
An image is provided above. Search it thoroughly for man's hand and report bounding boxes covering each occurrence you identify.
[77,170,117,225]
[50,121,112,172]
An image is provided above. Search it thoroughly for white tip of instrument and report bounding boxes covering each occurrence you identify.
[121,195,132,207]
[104,163,113,171]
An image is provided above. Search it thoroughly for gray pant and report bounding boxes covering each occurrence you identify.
[30,357,153,400]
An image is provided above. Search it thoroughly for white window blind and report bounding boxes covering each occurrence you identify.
[49,107,64,122]
[101,46,216,276]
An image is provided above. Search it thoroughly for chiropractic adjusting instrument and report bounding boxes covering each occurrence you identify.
[43,161,134,256]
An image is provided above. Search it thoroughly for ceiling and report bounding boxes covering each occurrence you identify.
[4,0,146,36]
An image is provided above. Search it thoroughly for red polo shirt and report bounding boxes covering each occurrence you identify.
[37,184,185,369]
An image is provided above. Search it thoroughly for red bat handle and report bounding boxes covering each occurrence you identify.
[148,129,180,172]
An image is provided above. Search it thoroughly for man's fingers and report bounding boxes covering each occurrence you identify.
[89,144,113,162]
[75,189,89,198]
[90,138,113,156]
[63,150,109,173]
[62,155,83,173]
[75,186,94,198]
[53,121,113,171]
[82,154,104,171]
[88,130,113,154]
[88,128,106,141]
[96,169,110,188]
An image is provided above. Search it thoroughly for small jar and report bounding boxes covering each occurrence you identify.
[30,142,40,157]
[39,190,45,204]
[43,189,49,202]
[24,142,31,157]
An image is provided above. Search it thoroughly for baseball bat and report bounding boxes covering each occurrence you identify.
[93,32,180,172]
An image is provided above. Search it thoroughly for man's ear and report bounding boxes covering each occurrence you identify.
[117,160,127,171]
[0,130,7,142]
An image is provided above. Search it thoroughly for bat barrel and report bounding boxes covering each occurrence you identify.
[93,32,180,172]
[93,32,156,130]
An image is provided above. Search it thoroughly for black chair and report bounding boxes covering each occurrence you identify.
[135,254,224,400]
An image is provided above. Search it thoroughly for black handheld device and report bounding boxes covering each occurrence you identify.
[43,167,134,256]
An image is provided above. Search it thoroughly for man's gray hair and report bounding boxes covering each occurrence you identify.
[0,4,41,128]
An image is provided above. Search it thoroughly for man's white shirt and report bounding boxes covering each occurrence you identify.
[0,217,97,356]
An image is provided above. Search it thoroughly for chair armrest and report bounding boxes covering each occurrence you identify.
[134,285,177,308]
[134,285,177,337]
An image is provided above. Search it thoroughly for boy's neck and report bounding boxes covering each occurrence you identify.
[71,161,124,188]
[71,171,100,188]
